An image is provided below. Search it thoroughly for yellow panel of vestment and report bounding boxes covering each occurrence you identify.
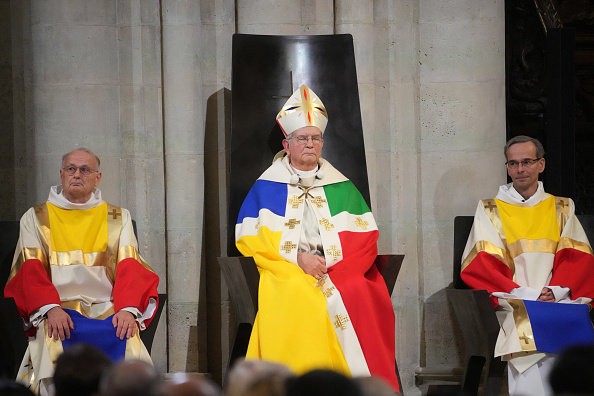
[47,202,108,253]
[237,227,350,375]
[496,196,559,245]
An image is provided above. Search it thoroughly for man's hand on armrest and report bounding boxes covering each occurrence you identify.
[46,307,74,341]
[297,252,327,280]
[113,310,137,340]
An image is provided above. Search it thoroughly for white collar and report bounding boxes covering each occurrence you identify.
[495,181,549,207]
[48,185,104,210]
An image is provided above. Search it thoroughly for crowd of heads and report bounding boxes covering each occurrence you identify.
[0,342,404,396]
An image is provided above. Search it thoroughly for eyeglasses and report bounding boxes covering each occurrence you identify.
[290,135,323,145]
[505,158,542,170]
[62,166,98,176]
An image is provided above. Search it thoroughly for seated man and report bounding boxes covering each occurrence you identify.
[235,85,399,391]
[4,148,159,395]
[461,135,594,396]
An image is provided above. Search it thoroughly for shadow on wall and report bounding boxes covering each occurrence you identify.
[201,88,232,385]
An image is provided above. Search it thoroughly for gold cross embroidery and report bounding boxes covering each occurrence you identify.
[310,196,327,208]
[333,314,350,330]
[319,219,334,231]
[558,199,568,209]
[288,195,303,209]
[285,219,301,229]
[298,187,314,200]
[315,274,328,288]
[355,217,369,230]
[281,241,297,254]
[326,245,341,260]
[518,332,533,345]
[254,220,260,230]
[109,208,122,219]
[323,286,336,298]
[484,201,497,212]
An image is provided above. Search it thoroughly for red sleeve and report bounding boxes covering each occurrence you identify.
[4,259,61,318]
[112,258,159,327]
[461,251,520,307]
[550,248,594,299]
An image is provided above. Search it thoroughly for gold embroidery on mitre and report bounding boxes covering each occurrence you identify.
[355,217,369,230]
[319,219,334,231]
[288,195,303,209]
[285,219,301,229]
[333,314,350,330]
[326,245,341,260]
[281,241,297,254]
[310,196,327,208]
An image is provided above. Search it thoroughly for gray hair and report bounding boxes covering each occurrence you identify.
[504,135,545,160]
[62,148,101,169]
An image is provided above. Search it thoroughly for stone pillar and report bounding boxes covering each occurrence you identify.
[161,0,204,373]
[418,0,506,382]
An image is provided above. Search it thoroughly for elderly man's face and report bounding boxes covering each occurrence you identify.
[282,126,324,171]
[60,150,102,203]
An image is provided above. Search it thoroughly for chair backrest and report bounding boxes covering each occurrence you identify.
[228,33,370,256]
[453,214,594,289]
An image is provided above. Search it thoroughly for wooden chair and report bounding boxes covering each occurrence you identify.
[0,220,165,374]
[447,214,594,396]
[221,34,405,393]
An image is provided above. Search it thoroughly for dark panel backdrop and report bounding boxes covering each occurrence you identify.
[229,34,370,256]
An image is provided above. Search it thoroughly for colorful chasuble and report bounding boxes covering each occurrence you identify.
[236,157,399,391]
[460,183,594,371]
[4,187,159,395]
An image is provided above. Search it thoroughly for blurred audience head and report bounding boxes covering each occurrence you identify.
[157,372,221,396]
[99,359,160,396]
[0,378,35,396]
[225,359,294,396]
[355,376,400,396]
[53,343,113,396]
[285,369,362,396]
[549,344,594,396]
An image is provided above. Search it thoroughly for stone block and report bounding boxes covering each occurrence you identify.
[168,302,199,373]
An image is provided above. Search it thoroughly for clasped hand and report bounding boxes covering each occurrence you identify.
[297,252,327,279]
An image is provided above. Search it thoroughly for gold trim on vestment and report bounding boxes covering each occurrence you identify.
[125,332,142,359]
[508,299,537,352]
[43,320,64,364]
[507,239,558,258]
[461,240,514,274]
[483,199,515,279]
[50,251,107,267]
[555,197,570,233]
[61,301,115,320]
[118,245,154,273]
[8,247,47,283]
[558,237,594,255]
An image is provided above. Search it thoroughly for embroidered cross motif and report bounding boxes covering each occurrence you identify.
[326,245,341,260]
[109,208,121,219]
[310,196,327,208]
[285,219,301,229]
[483,201,497,212]
[355,217,369,230]
[319,219,334,231]
[298,187,314,200]
[288,195,303,209]
[255,220,260,230]
[281,241,297,254]
[315,274,328,288]
[323,286,336,298]
[519,332,533,345]
[333,314,350,330]
[558,199,568,209]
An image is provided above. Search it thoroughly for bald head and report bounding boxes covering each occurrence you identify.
[99,359,160,396]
